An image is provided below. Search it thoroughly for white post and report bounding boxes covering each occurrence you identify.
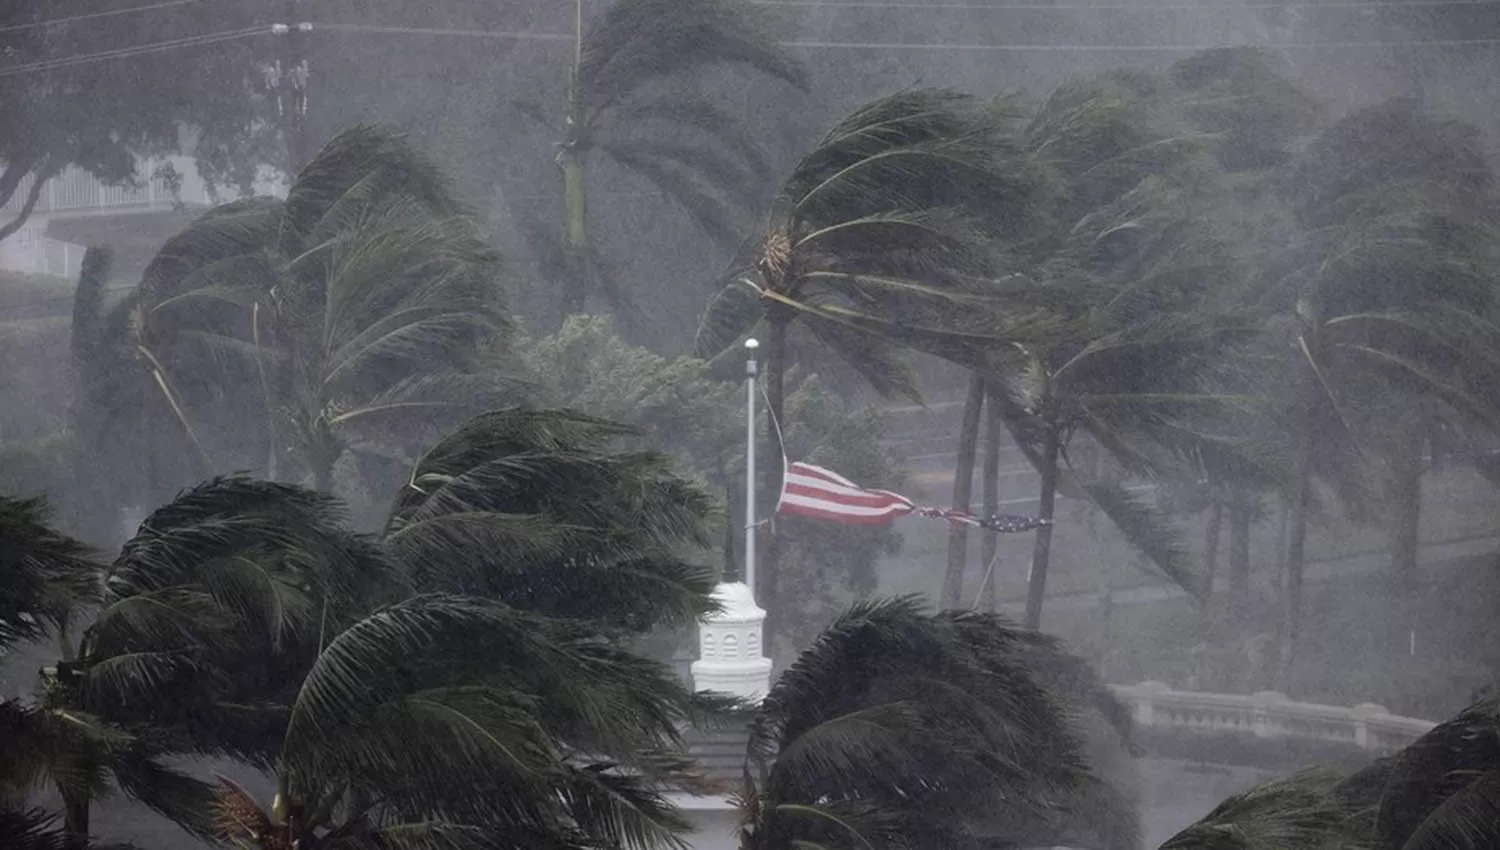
[688,337,774,703]
[744,337,759,600]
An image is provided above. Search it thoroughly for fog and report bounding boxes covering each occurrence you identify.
[3,0,1499,848]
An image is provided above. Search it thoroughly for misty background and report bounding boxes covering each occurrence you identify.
[5,0,1500,847]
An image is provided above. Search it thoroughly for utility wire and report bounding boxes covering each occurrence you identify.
[312,22,573,41]
[750,0,1500,9]
[0,26,269,77]
[7,12,1500,79]
[319,23,1500,50]
[0,0,207,34]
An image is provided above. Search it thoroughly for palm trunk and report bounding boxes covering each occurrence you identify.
[61,786,89,850]
[1388,424,1424,653]
[979,398,1004,612]
[1023,416,1062,630]
[1227,491,1252,622]
[1280,427,1315,689]
[761,314,789,655]
[560,146,590,318]
[1200,497,1224,631]
[941,373,985,609]
[723,482,739,582]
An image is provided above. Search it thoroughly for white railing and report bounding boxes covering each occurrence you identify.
[0,155,271,218]
[1109,681,1437,754]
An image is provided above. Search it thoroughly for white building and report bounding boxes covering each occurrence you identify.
[675,580,774,850]
[0,156,284,281]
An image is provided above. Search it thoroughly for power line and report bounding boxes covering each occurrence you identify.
[319,23,1500,51]
[753,0,1500,9]
[313,22,572,41]
[0,0,207,34]
[7,13,1500,79]
[781,35,1500,48]
[0,26,269,78]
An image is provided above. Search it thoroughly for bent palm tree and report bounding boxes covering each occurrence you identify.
[212,593,713,850]
[736,596,1139,850]
[384,407,721,633]
[697,89,1047,638]
[519,0,806,320]
[132,125,520,494]
[39,406,725,848]
[0,494,204,850]
[1269,98,1500,671]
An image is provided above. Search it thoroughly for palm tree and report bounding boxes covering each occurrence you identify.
[10,479,392,849]
[381,407,721,633]
[11,402,726,849]
[696,88,1048,637]
[1003,165,1249,629]
[1164,695,1500,849]
[131,125,520,494]
[734,595,1139,850]
[516,0,806,322]
[1269,98,1500,671]
[166,411,725,847]
[211,592,714,850]
[0,493,192,850]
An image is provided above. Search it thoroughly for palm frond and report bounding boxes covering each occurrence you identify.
[575,0,805,120]
[282,125,468,258]
[1159,767,1360,850]
[1399,769,1500,850]
[610,96,776,185]
[555,763,695,850]
[279,594,701,819]
[384,412,718,631]
[1080,480,1202,600]
[0,495,99,644]
[595,140,745,251]
[694,273,763,360]
[109,749,220,841]
[745,596,1095,849]
[0,807,70,850]
[138,196,281,307]
[1375,698,1500,848]
[106,475,391,607]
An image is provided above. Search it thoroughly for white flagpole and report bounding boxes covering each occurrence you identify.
[744,337,760,600]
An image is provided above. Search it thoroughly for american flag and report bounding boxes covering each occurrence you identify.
[778,461,1049,532]
[780,462,917,524]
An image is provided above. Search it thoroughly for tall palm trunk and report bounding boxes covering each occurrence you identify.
[1280,415,1315,689]
[1023,413,1062,630]
[557,0,591,320]
[61,788,90,850]
[978,400,1004,612]
[1200,496,1224,631]
[941,374,985,608]
[761,312,790,653]
[559,142,590,318]
[1387,423,1424,652]
[1227,490,1252,622]
[723,482,739,581]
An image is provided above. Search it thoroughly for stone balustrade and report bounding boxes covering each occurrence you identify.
[1109,681,1437,754]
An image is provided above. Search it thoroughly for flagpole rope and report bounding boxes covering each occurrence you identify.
[970,548,1003,610]
[759,382,791,523]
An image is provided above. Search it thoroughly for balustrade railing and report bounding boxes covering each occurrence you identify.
[1109,681,1436,754]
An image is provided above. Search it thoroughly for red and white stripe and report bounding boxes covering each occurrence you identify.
[778,462,916,525]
